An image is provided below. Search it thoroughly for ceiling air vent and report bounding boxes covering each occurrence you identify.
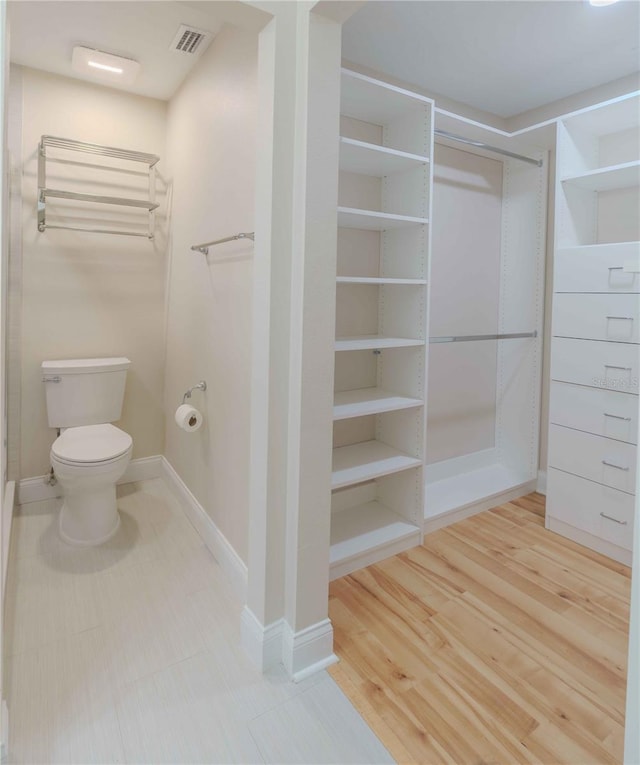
[170,25,211,55]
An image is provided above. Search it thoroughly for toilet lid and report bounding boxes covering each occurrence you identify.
[51,424,132,464]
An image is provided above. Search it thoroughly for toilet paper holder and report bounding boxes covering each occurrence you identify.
[182,380,207,404]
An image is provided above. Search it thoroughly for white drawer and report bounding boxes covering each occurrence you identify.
[549,381,638,444]
[551,338,639,394]
[548,424,637,494]
[554,243,640,293]
[547,468,634,551]
[553,294,640,343]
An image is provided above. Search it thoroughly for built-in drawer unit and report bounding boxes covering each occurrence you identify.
[551,337,639,394]
[549,381,638,444]
[547,468,634,553]
[553,294,640,343]
[548,424,637,494]
[554,243,640,293]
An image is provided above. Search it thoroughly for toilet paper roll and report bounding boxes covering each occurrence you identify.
[175,404,203,432]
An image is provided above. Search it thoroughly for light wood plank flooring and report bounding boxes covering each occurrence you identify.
[328,493,631,765]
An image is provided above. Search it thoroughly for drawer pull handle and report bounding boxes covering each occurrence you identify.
[600,512,627,525]
[608,266,625,271]
[606,315,634,321]
[42,376,61,383]
[604,412,632,421]
[602,460,630,471]
[604,365,632,371]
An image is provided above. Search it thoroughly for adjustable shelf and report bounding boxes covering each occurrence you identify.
[330,501,421,575]
[339,137,429,177]
[335,335,425,351]
[337,276,427,285]
[561,160,640,192]
[37,135,160,239]
[333,388,423,420]
[332,440,422,490]
[338,207,428,231]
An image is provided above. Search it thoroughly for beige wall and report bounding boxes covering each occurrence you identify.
[15,67,168,478]
[163,25,257,564]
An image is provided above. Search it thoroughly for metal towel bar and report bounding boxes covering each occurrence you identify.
[191,232,255,255]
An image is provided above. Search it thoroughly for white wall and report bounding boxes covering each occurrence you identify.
[14,67,167,478]
[163,24,257,564]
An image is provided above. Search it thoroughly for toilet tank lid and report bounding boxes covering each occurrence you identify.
[42,357,131,374]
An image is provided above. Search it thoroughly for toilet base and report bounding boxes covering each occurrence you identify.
[59,484,121,546]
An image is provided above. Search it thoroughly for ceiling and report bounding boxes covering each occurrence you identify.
[7,1,225,101]
[342,0,640,119]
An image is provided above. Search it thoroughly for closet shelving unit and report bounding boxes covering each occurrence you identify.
[37,135,160,238]
[425,111,547,526]
[329,68,433,579]
[546,93,640,565]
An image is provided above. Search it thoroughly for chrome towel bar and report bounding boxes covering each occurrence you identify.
[191,232,255,255]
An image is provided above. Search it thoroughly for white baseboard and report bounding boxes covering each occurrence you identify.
[17,455,163,505]
[536,470,547,495]
[240,607,284,672]
[424,479,538,535]
[161,457,248,601]
[282,618,338,683]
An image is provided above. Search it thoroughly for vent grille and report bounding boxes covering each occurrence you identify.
[170,25,211,55]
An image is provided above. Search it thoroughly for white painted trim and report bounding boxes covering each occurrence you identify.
[536,470,547,495]
[1,699,8,762]
[240,606,284,672]
[17,455,163,505]
[281,618,338,683]
[160,457,248,601]
[2,480,15,604]
[423,480,537,535]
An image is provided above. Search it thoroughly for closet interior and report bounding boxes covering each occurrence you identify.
[547,92,640,565]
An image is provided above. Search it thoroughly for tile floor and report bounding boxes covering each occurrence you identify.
[4,478,393,764]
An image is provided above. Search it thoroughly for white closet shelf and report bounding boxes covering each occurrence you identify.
[332,440,421,490]
[330,501,420,571]
[557,241,640,254]
[335,335,425,351]
[334,387,423,420]
[339,137,429,177]
[337,276,427,285]
[340,68,432,125]
[561,161,640,192]
[338,207,428,231]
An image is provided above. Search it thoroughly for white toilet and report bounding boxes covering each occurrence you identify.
[42,357,133,546]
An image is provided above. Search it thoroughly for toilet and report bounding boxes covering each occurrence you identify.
[42,357,133,546]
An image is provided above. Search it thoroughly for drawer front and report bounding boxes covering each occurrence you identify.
[553,294,640,343]
[549,381,638,444]
[554,244,640,293]
[547,468,635,551]
[548,424,637,494]
[551,338,639,394]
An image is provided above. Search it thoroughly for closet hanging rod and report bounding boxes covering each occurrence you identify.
[430,331,538,344]
[434,129,543,167]
[191,231,255,255]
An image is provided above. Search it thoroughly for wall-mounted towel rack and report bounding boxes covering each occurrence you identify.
[37,135,159,239]
[434,129,543,167]
[430,331,538,343]
[191,231,255,255]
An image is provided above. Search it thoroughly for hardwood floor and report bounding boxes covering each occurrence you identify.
[328,494,631,765]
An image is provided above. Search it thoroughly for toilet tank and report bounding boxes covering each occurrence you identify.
[41,357,131,428]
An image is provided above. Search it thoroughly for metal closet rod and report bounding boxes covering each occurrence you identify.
[430,331,538,344]
[434,129,543,167]
[191,231,255,255]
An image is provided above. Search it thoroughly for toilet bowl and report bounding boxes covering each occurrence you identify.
[51,424,133,546]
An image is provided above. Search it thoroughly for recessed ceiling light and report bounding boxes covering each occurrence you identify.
[72,47,140,85]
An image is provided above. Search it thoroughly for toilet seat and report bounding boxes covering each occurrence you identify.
[52,424,132,466]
